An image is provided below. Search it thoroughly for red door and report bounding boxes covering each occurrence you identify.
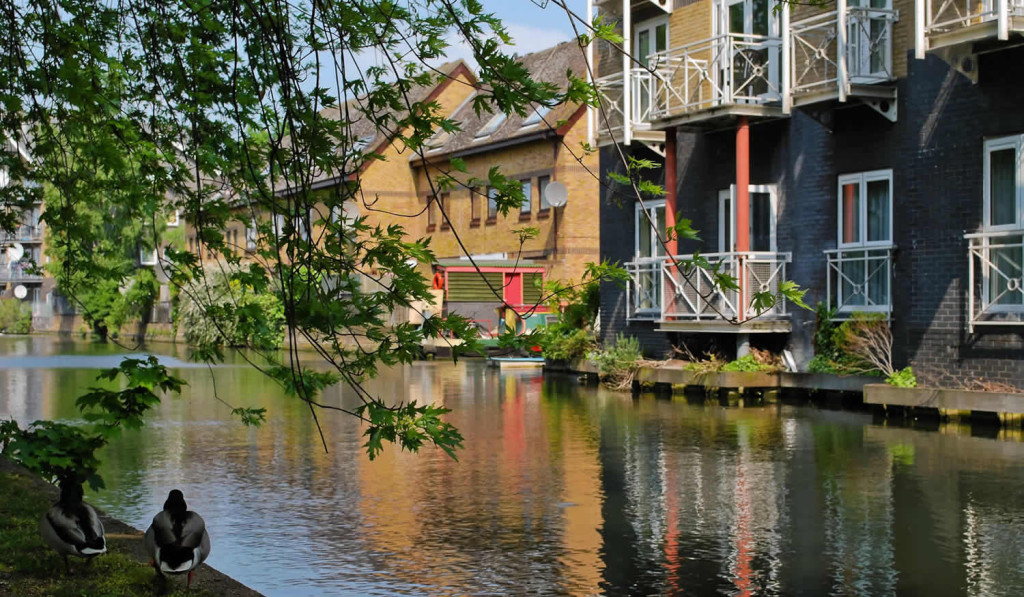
[504,273,523,306]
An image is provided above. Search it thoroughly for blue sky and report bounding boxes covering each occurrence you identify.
[442,0,589,65]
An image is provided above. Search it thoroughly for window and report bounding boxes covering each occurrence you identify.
[471,188,482,225]
[246,220,258,251]
[140,248,158,266]
[520,180,533,216]
[188,236,195,253]
[538,175,552,213]
[166,209,180,227]
[838,170,892,247]
[833,170,893,311]
[427,195,437,230]
[633,200,667,315]
[982,136,1024,308]
[634,16,669,67]
[521,106,552,128]
[439,193,450,229]
[718,184,778,253]
[487,187,498,220]
[984,136,1023,231]
[476,113,507,139]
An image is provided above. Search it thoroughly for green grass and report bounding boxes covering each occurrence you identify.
[0,470,214,597]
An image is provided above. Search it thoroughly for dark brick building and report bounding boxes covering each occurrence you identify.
[592,0,1024,387]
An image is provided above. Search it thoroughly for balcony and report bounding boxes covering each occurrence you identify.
[966,230,1024,332]
[916,0,1024,69]
[824,246,894,319]
[594,68,667,146]
[648,34,785,128]
[790,6,898,116]
[0,264,44,282]
[626,251,792,333]
[0,226,44,244]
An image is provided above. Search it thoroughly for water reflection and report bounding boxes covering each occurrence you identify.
[3,337,1024,595]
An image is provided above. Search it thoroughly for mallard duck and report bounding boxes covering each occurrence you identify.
[39,480,107,573]
[145,489,211,589]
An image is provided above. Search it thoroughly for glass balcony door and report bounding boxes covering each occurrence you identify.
[634,200,667,315]
[721,0,779,102]
[633,17,669,123]
[847,0,892,82]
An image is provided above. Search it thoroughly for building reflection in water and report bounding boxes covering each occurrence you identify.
[4,338,1024,596]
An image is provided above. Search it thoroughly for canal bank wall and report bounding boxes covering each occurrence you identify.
[0,457,263,597]
[561,360,1024,424]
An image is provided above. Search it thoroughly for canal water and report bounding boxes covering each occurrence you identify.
[2,336,1024,596]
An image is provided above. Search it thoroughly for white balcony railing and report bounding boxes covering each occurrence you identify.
[0,226,44,243]
[917,0,1024,54]
[791,7,897,99]
[594,68,662,142]
[626,252,791,323]
[824,246,894,318]
[0,264,43,282]
[967,230,1024,331]
[648,34,783,120]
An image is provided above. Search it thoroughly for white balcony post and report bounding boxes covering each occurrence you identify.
[837,0,848,102]
[586,0,595,147]
[968,240,975,333]
[782,3,791,114]
[915,0,926,58]
[998,0,1010,40]
[622,0,632,145]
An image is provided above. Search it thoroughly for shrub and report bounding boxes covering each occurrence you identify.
[177,268,286,349]
[886,366,917,388]
[722,354,779,373]
[588,334,642,391]
[834,312,897,377]
[685,354,724,375]
[536,326,595,362]
[0,299,32,334]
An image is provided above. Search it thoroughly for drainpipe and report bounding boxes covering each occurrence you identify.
[622,0,632,146]
[782,2,791,114]
[736,116,750,326]
[915,0,926,59]
[998,0,1009,40]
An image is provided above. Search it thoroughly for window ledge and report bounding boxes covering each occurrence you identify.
[518,213,532,222]
[426,224,436,233]
[485,217,497,225]
[470,218,481,228]
[537,210,551,220]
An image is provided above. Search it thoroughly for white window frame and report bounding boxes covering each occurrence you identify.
[139,248,158,266]
[246,219,258,251]
[837,169,893,249]
[983,135,1023,232]
[981,135,1024,312]
[634,15,670,66]
[718,184,778,253]
[634,199,667,259]
[166,209,180,227]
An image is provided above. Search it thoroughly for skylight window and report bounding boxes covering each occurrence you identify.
[475,113,507,139]
[521,105,552,127]
[352,134,376,152]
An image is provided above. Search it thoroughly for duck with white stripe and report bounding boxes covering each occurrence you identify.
[39,479,107,573]
[145,489,211,589]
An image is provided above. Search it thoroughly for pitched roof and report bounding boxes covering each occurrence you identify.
[419,40,587,159]
[297,60,475,190]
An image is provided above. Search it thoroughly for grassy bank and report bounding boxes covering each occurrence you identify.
[0,459,255,597]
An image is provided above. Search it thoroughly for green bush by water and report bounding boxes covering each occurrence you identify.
[0,299,32,334]
[886,366,917,388]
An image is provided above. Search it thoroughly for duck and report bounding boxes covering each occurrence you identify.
[39,479,107,573]
[145,489,211,589]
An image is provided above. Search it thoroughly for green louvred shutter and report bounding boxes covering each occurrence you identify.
[446,271,503,302]
[522,272,544,304]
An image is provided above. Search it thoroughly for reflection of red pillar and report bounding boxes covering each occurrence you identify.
[736,117,750,320]
[664,451,681,593]
[843,183,856,243]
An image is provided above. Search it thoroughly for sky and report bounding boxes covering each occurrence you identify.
[467,0,589,61]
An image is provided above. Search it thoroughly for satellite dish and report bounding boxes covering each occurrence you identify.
[13,285,27,300]
[544,181,568,208]
[6,242,24,262]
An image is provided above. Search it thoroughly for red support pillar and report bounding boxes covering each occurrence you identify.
[735,117,750,253]
[736,117,750,321]
[665,128,678,256]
